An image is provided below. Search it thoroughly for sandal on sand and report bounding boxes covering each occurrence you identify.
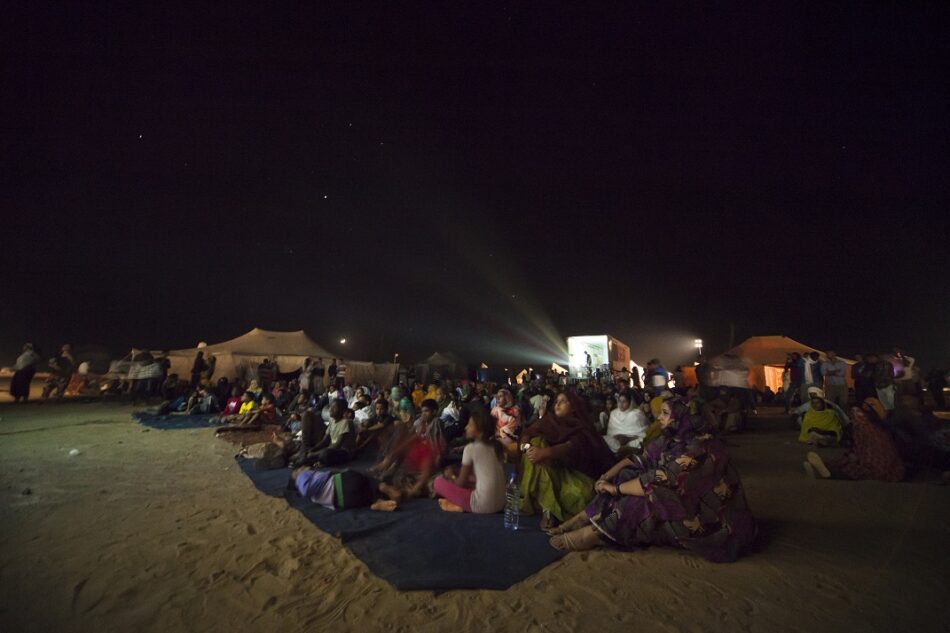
[539,513,559,532]
[806,451,831,478]
[544,513,586,536]
[549,527,600,552]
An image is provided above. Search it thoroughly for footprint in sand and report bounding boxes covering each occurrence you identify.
[71,577,89,612]
[679,554,705,569]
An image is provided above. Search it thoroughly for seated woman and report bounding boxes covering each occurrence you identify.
[246,379,263,402]
[433,407,506,513]
[491,388,523,462]
[604,391,650,455]
[798,389,844,446]
[519,391,616,527]
[548,399,755,562]
[804,398,904,482]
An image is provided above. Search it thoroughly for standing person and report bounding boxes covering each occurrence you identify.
[42,344,75,400]
[327,358,338,388]
[868,353,896,410]
[644,359,670,395]
[822,351,849,410]
[801,352,823,404]
[10,343,41,403]
[201,354,217,386]
[190,351,207,389]
[784,353,803,414]
[852,354,875,404]
[256,358,276,391]
[891,348,918,396]
[156,351,171,397]
[926,367,947,410]
[314,357,326,389]
[299,358,314,395]
[336,358,347,389]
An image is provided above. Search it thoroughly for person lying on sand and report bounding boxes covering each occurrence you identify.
[291,466,396,512]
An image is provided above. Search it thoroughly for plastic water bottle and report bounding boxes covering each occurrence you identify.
[503,472,520,530]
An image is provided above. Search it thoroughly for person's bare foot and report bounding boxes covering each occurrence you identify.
[439,499,464,512]
[370,499,398,511]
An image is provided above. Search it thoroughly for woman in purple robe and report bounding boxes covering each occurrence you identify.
[547,398,756,563]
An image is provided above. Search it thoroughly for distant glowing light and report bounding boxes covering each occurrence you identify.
[323,195,328,199]
[138,134,143,139]
[339,338,347,344]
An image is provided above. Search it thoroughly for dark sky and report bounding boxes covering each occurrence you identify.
[4,3,949,369]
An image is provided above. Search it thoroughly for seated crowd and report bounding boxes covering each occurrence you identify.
[13,342,950,562]
[179,362,767,562]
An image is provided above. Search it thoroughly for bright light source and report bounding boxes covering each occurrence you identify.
[694,339,703,347]
[339,338,347,344]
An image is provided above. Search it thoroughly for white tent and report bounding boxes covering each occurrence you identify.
[711,335,854,392]
[415,351,469,384]
[167,328,335,382]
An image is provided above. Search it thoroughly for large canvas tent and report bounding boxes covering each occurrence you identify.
[711,335,854,392]
[167,328,399,388]
[414,351,469,384]
[167,328,335,383]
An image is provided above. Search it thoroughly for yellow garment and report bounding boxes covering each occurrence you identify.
[411,389,424,408]
[799,408,842,443]
[650,396,665,419]
[238,401,257,415]
[247,380,262,398]
[642,420,664,446]
[423,386,438,402]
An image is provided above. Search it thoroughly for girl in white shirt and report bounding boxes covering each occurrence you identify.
[433,407,507,513]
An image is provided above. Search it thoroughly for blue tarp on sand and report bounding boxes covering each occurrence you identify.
[132,412,223,430]
[234,457,566,591]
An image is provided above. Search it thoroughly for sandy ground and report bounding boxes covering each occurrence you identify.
[0,401,948,633]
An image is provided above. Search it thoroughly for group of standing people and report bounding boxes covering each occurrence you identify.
[10,343,75,402]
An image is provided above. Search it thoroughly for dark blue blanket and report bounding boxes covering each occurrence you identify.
[235,457,566,591]
[132,412,223,430]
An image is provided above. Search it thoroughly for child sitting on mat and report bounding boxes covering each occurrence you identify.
[244,392,278,426]
[433,407,506,513]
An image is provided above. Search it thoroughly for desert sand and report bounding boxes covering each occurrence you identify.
[1,400,947,633]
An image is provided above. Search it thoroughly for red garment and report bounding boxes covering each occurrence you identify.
[223,397,242,416]
[404,435,436,473]
[257,403,277,425]
[841,403,904,482]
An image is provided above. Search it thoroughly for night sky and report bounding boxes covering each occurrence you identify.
[5,4,949,369]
